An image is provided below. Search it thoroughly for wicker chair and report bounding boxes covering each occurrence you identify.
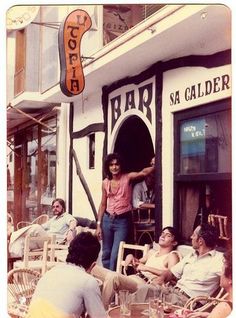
[132,208,155,245]
[208,214,230,241]
[184,288,228,312]
[17,214,49,230]
[8,268,41,317]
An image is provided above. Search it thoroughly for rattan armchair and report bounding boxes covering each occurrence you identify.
[132,208,155,245]
[17,214,49,230]
[208,214,230,241]
[184,288,228,312]
[8,268,41,317]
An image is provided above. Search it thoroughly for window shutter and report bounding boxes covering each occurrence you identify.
[141,4,165,20]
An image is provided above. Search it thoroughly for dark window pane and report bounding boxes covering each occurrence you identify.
[179,110,231,174]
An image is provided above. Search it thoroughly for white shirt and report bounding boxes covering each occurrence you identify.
[171,249,224,298]
[32,263,107,318]
[132,181,155,208]
[42,212,76,242]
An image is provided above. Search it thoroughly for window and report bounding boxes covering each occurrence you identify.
[103,4,165,45]
[89,133,95,169]
[179,111,231,174]
[11,117,57,224]
[174,99,231,244]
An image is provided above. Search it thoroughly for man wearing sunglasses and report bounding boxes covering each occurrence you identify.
[9,198,76,257]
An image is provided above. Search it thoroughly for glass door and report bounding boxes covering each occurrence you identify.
[11,117,57,225]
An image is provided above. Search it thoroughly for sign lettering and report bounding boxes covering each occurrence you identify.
[59,10,91,97]
[170,74,230,105]
[110,82,153,131]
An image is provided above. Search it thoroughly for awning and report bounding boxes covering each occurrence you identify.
[7,101,59,135]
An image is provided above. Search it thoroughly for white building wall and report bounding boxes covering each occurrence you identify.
[73,91,104,131]
[162,64,231,227]
[72,132,104,219]
[40,6,59,92]
[72,91,104,219]
[25,15,40,92]
[79,5,104,56]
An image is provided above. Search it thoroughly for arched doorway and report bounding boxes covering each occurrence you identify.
[114,115,154,172]
[114,115,155,245]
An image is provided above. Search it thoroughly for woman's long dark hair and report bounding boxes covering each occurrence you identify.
[104,153,124,180]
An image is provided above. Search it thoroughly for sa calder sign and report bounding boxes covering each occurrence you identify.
[59,10,91,97]
[169,74,230,105]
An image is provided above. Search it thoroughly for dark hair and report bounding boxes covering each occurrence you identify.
[161,226,180,248]
[52,198,66,211]
[104,153,123,179]
[198,223,219,248]
[66,232,101,270]
[224,250,232,279]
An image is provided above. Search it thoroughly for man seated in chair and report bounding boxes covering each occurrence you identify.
[27,232,107,318]
[132,157,155,210]
[186,249,232,318]
[149,223,224,307]
[91,226,180,308]
[124,226,180,284]
[9,198,77,257]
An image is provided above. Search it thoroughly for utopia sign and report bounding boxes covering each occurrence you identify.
[59,9,91,97]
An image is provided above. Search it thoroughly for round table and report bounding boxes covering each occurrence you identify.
[108,303,148,318]
[108,303,174,318]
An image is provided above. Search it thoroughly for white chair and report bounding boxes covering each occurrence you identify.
[115,241,150,305]
[116,241,150,275]
[14,234,56,273]
[41,241,68,274]
[176,244,194,258]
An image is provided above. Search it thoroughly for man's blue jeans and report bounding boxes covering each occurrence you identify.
[102,212,131,271]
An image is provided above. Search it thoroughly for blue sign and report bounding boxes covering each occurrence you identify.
[181,119,205,156]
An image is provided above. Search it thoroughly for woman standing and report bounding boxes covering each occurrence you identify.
[96,153,155,270]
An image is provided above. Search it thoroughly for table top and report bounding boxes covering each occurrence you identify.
[108,303,176,318]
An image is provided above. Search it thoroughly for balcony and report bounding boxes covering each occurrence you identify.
[103,4,166,45]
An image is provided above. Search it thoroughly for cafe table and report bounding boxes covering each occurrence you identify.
[108,303,180,318]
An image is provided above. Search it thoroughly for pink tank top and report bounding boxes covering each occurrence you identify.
[104,174,132,215]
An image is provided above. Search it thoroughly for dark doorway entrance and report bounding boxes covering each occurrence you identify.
[114,116,154,172]
[114,115,155,246]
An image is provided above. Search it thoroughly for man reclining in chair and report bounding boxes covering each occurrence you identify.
[124,226,180,285]
[9,198,77,258]
[91,226,180,308]
[144,223,224,308]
